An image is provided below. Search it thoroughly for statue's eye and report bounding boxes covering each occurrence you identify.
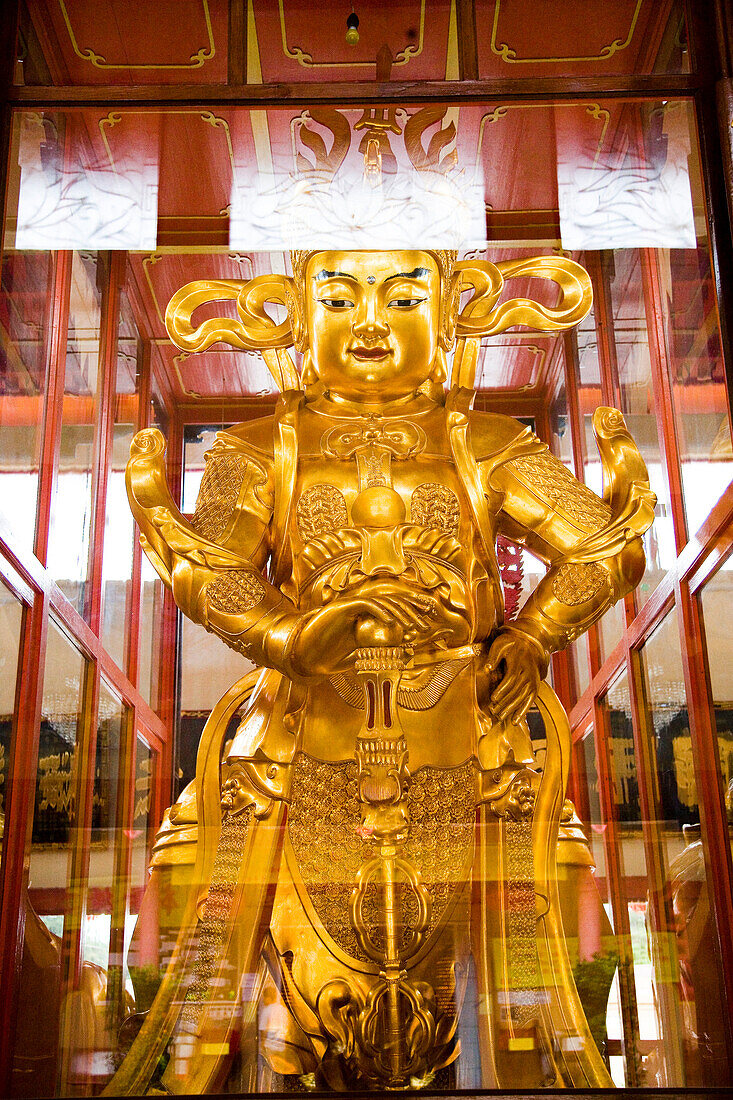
[319,298,353,309]
[389,297,425,309]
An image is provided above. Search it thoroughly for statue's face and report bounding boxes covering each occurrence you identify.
[303,250,441,402]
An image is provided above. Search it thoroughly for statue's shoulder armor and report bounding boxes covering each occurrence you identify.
[191,416,276,542]
[467,410,534,464]
[214,414,275,463]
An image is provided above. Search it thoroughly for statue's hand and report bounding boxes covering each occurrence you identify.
[341,577,470,649]
[481,630,547,724]
[289,591,438,678]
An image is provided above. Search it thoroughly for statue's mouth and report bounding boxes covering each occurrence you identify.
[350,346,391,361]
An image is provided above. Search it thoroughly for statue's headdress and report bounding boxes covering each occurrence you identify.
[165,108,592,393]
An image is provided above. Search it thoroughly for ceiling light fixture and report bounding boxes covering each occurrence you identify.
[346,9,360,46]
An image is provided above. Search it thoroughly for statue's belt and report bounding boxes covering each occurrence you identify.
[330,643,483,711]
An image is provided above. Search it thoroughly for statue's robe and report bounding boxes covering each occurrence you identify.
[115,390,645,1095]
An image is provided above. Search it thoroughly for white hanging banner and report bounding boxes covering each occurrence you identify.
[558,106,696,251]
[14,115,158,251]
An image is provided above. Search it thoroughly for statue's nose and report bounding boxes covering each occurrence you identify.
[352,294,389,339]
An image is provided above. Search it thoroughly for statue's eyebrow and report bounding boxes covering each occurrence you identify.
[313,266,429,284]
[313,269,354,282]
[383,267,430,283]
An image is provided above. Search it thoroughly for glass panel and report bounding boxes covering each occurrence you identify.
[699,559,733,814]
[599,599,626,667]
[46,251,102,618]
[177,422,254,788]
[101,287,141,668]
[75,680,126,1087]
[182,424,222,514]
[663,243,733,534]
[14,617,86,1096]
[178,614,252,789]
[571,635,592,700]
[0,578,24,817]
[0,250,53,553]
[138,554,164,710]
[606,249,676,609]
[137,386,166,709]
[603,641,727,1087]
[575,727,621,1076]
[575,300,603,502]
[124,734,154,1007]
[2,93,730,1094]
[604,671,655,1085]
[549,381,572,469]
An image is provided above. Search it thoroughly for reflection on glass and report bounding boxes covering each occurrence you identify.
[137,386,166,709]
[124,735,154,1009]
[0,578,23,818]
[46,252,101,618]
[132,736,153,882]
[699,560,733,801]
[138,553,163,710]
[550,383,572,468]
[177,424,255,786]
[101,288,141,669]
[0,250,53,552]
[662,246,732,535]
[571,635,591,700]
[599,599,626,667]
[569,298,625,663]
[76,681,125,1087]
[604,671,653,1085]
[573,730,618,1074]
[603,640,727,1088]
[14,617,86,1096]
[641,608,697,829]
[178,614,252,789]
[698,565,733,1078]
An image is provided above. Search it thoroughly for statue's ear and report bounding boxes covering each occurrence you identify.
[165,274,300,391]
[454,255,592,338]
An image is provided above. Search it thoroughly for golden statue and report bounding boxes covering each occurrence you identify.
[109,247,655,1095]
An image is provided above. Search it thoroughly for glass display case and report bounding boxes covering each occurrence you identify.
[1,1,732,1095]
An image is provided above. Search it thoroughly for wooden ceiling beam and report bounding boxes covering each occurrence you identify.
[8,72,698,109]
[227,0,247,87]
[456,0,479,83]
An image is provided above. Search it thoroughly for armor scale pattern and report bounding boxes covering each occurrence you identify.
[288,755,475,963]
[552,561,609,606]
[207,570,266,613]
[508,450,611,532]
[182,808,252,1023]
[410,483,461,536]
[192,454,250,541]
[296,484,349,542]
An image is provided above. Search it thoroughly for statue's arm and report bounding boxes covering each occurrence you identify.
[127,428,432,679]
[126,427,303,674]
[484,407,656,672]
